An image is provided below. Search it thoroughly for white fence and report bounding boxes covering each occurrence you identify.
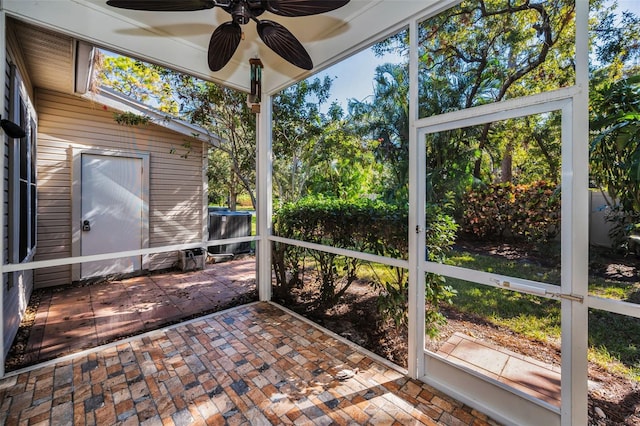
[589,190,616,248]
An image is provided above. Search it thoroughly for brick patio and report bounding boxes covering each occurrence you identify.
[0,302,499,425]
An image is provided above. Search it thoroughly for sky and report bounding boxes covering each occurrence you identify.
[618,0,640,13]
[314,47,403,112]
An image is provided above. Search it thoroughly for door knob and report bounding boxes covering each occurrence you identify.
[82,220,91,232]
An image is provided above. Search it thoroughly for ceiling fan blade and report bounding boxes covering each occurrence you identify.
[106,0,216,12]
[264,0,349,17]
[257,20,312,70]
[208,21,242,71]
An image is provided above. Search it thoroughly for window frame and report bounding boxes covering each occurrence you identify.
[8,63,37,265]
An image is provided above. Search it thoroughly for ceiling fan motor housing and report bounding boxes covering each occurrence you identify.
[228,1,263,25]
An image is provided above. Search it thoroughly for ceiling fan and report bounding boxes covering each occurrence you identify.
[105,0,351,71]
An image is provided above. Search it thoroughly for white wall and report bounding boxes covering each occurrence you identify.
[35,89,205,287]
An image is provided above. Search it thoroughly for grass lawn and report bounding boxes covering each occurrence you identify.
[446,249,640,380]
[302,248,640,380]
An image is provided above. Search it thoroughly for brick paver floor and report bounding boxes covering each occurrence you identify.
[0,302,500,425]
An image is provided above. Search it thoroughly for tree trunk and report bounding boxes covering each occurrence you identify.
[501,145,513,183]
[473,123,492,179]
[228,193,237,211]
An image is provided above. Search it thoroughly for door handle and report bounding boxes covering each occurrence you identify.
[82,220,91,232]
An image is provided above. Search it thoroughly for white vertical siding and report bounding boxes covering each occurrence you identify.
[35,89,204,288]
[3,35,11,358]
[3,31,35,357]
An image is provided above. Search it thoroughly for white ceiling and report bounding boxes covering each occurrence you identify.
[3,0,447,94]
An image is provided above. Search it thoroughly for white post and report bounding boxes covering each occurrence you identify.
[256,95,272,301]
[407,18,426,379]
[560,1,589,424]
[202,141,209,252]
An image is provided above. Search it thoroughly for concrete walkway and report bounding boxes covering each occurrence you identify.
[437,332,561,407]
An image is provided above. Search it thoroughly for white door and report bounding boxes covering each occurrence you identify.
[81,153,144,279]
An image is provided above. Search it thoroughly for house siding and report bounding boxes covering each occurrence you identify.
[3,39,10,358]
[3,31,35,357]
[35,89,205,288]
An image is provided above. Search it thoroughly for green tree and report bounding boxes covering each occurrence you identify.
[588,1,640,251]
[99,55,179,114]
[173,78,257,209]
[348,62,410,203]
[304,119,383,200]
[373,0,640,193]
[99,55,256,209]
[590,74,640,250]
[206,149,234,206]
[272,76,341,205]
[590,2,640,78]
[419,0,575,183]
[372,0,576,190]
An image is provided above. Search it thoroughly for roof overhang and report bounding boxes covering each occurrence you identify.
[88,86,223,146]
[3,0,450,94]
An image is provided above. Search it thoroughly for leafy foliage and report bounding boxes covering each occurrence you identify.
[100,55,179,115]
[460,181,561,243]
[590,73,640,251]
[272,196,405,307]
[417,0,576,110]
[590,3,640,69]
[374,203,459,337]
[112,111,152,126]
[273,77,343,205]
[175,78,258,209]
[348,62,410,203]
[303,121,383,200]
[373,0,576,187]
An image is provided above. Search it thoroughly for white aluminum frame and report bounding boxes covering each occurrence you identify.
[408,2,590,424]
[256,95,273,301]
[0,3,637,426]
[0,10,7,378]
[414,92,577,426]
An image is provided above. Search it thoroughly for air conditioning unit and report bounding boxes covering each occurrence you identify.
[208,211,252,255]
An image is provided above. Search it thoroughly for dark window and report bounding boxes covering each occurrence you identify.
[9,65,37,264]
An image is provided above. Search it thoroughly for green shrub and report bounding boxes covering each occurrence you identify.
[375,203,458,336]
[590,74,640,254]
[461,181,560,243]
[272,196,405,307]
[272,196,458,337]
